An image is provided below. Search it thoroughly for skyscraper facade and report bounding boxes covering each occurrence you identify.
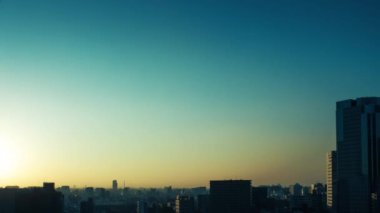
[326,151,337,210]
[336,97,380,213]
[209,180,251,213]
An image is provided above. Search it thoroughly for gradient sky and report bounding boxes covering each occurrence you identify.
[0,0,379,188]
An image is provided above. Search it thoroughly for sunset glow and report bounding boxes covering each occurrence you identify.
[0,0,379,188]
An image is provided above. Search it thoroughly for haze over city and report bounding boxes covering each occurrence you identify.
[0,0,379,189]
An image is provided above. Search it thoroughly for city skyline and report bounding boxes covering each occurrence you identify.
[0,0,380,188]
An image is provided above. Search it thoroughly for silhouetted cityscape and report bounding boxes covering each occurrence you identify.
[1,97,378,213]
[1,0,379,212]
[0,180,327,213]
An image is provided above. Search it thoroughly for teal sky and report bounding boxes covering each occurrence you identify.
[0,0,379,187]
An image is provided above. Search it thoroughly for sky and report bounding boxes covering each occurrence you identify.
[0,0,379,188]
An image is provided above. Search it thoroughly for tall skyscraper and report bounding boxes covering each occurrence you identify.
[336,97,380,213]
[209,180,252,213]
[326,151,337,210]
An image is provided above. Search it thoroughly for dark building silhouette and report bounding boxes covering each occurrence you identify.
[197,194,209,213]
[252,186,268,210]
[16,186,63,213]
[290,183,303,196]
[175,195,195,213]
[43,182,55,192]
[112,180,118,191]
[0,183,63,213]
[80,198,94,213]
[311,183,325,196]
[58,186,70,194]
[209,180,251,213]
[95,203,131,213]
[289,195,312,212]
[0,187,17,213]
[336,97,380,213]
[95,187,107,199]
[85,187,95,198]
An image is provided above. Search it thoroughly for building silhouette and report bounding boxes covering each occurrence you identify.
[290,183,303,196]
[175,195,195,213]
[336,97,380,213]
[251,186,268,209]
[209,180,251,213]
[80,198,94,213]
[326,150,337,211]
[112,180,118,191]
[196,194,209,213]
[43,182,55,192]
[0,183,63,213]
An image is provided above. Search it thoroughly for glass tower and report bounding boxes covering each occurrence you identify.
[336,97,380,213]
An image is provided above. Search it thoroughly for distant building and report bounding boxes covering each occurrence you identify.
[58,186,70,194]
[175,195,195,213]
[302,186,311,196]
[43,182,55,192]
[84,187,94,199]
[112,180,118,191]
[267,185,287,200]
[5,186,19,190]
[191,187,207,195]
[209,180,252,213]
[290,183,303,196]
[311,183,325,196]
[336,97,380,213]
[326,151,337,211]
[94,188,107,199]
